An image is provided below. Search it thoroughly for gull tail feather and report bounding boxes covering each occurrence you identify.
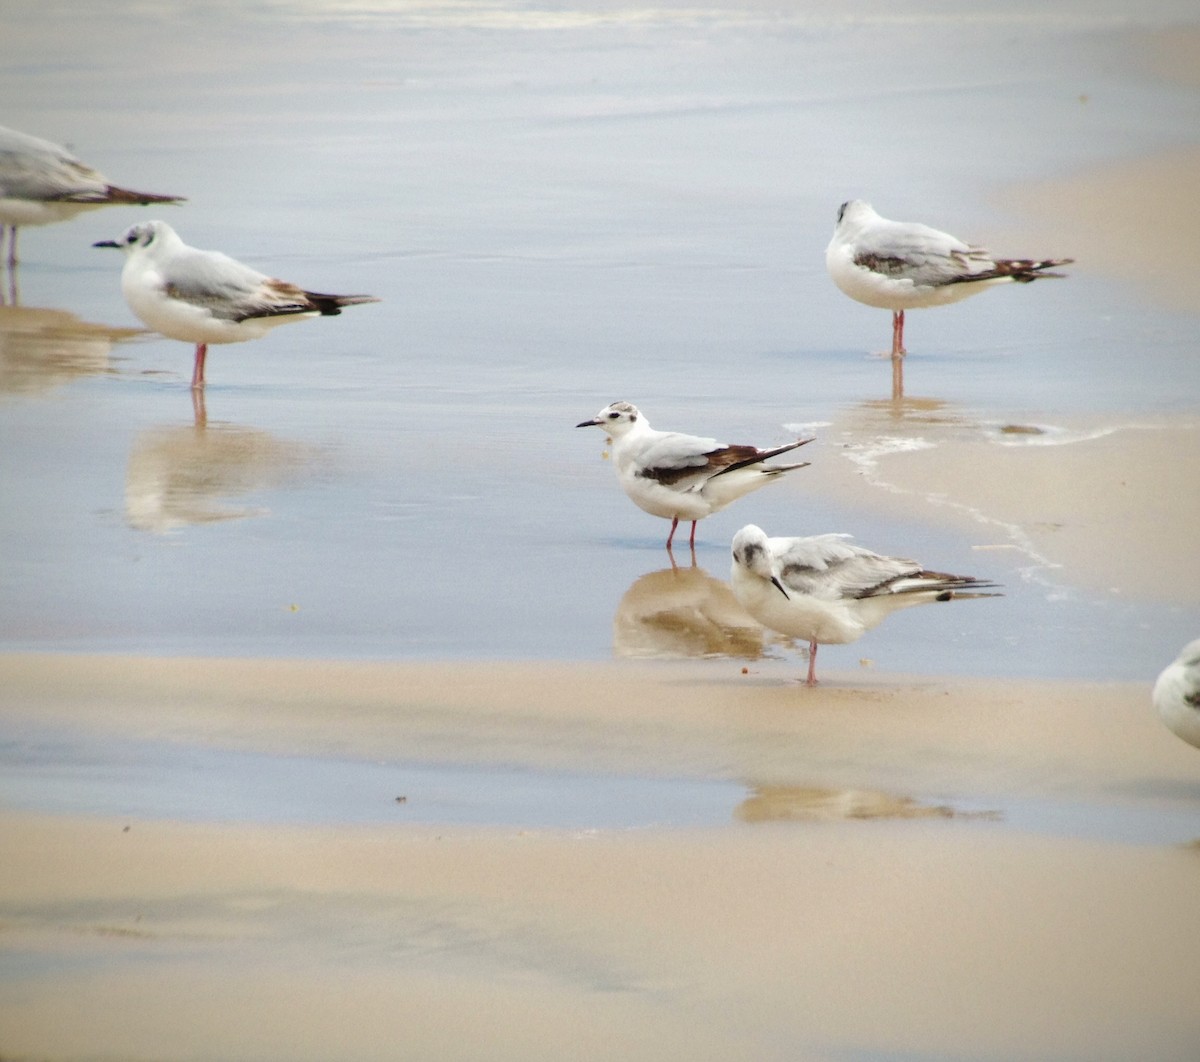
[951,257,1074,286]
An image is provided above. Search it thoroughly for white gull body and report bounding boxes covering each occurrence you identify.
[94,220,378,387]
[825,199,1072,393]
[1152,638,1200,750]
[0,124,183,266]
[576,402,811,550]
[730,523,998,685]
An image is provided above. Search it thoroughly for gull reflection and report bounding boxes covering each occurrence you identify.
[126,390,320,533]
[0,304,139,395]
[840,393,960,433]
[613,559,770,659]
[735,784,1000,824]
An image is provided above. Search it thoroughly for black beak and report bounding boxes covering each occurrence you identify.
[92,240,120,248]
[575,418,600,428]
[771,576,790,600]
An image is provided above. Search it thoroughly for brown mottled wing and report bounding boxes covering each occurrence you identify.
[851,213,992,286]
[637,437,808,488]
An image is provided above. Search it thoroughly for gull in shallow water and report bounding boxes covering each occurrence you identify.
[0,124,184,268]
[825,199,1073,396]
[730,523,999,686]
[576,402,812,550]
[1152,638,1200,750]
[94,220,379,388]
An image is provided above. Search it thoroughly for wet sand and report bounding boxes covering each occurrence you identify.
[4,140,1200,1062]
[4,8,1200,1062]
[1002,145,1200,313]
[2,652,1199,1061]
[802,412,1200,605]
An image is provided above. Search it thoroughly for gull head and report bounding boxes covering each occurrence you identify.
[731,524,789,599]
[575,401,644,436]
[93,219,174,256]
[834,199,874,232]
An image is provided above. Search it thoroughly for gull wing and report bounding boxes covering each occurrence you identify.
[0,127,107,202]
[634,431,727,488]
[772,535,923,601]
[852,217,991,286]
[157,249,318,322]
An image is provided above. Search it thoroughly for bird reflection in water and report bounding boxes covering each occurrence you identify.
[125,389,320,532]
[845,393,959,432]
[735,784,1000,824]
[0,304,139,394]
[613,556,777,660]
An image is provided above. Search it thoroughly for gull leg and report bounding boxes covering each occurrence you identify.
[2,228,15,306]
[891,309,906,356]
[688,520,698,549]
[805,639,819,687]
[665,516,680,550]
[891,310,906,400]
[191,386,208,429]
[191,343,208,389]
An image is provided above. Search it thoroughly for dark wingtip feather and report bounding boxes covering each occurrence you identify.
[306,293,382,316]
[101,185,187,206]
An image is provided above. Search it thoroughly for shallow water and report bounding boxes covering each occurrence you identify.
[4,723,1197,845]
[2,0,1199,684]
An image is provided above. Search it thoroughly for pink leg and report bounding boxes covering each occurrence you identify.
[665,516,679,550]
[191,343,208,389]
[891,309,906,356]
[4,225,16,270]
[805,639,819,687]
[191,386,208,428]
[890,311,906,400]
[688,520,698,549]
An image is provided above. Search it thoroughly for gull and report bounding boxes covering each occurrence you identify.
[730,523,999,686]
[826,199,1072,396]
[576,401,812,550]
[0,124,184,268]
[1152,638,1200,750]
[94,220,379,388]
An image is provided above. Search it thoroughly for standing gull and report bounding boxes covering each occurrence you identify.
[825,199,1072,397]
[1152,638,1200,750]
[94,220,379,388]
[576,402,811,550]
[0,124,184,268]
[730,524,999,686]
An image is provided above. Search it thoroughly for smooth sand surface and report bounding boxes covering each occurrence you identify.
[803,411,1200,605]
[2,652,1200,1061]
[1004,146,1200,313]
[999,28,1200,313]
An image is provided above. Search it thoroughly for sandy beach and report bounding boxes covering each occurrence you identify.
[2,652,1199,1062]
[3,3,1200,1060]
